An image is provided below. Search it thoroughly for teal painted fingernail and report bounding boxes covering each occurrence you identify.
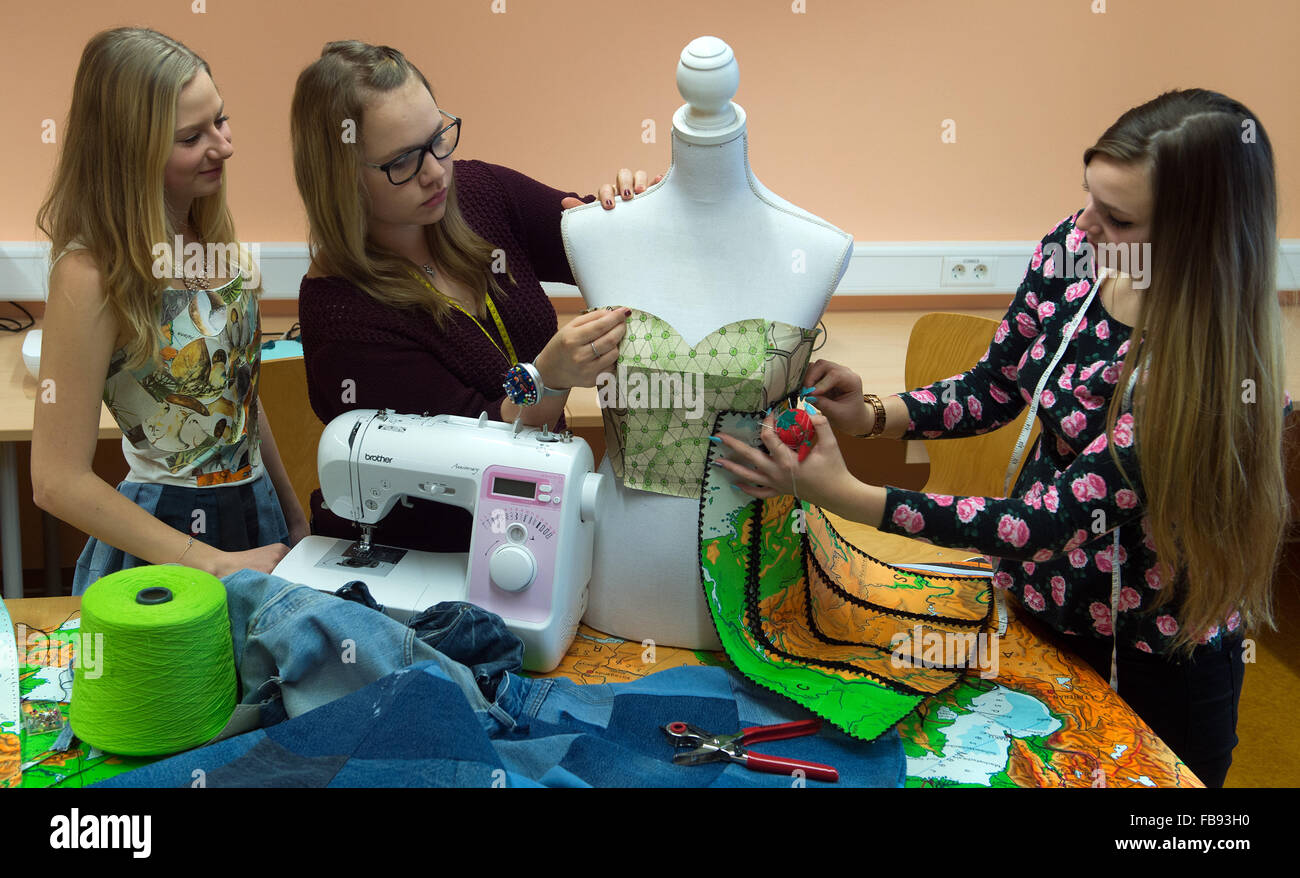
[801,386,815,394]
[807,396,818,404]
[708,435,722,444]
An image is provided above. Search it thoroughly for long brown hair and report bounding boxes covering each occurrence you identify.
[1087,89,1288,653]
[36,27,253,371]
[290,41,510,327]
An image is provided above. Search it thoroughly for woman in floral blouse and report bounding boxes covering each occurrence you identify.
[714,89,1291,788]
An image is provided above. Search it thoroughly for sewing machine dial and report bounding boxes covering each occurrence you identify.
[482,507,555,592]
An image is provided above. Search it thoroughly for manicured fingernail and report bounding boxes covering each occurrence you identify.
[807,396,818,404]
[801,386,815,394]
[708,435,722,444]
[604,199,613,208]
[623,189,631,198]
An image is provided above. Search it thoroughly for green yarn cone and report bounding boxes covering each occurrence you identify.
[70,565,236,756]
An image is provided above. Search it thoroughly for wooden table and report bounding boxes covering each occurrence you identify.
[6,567,1198,788]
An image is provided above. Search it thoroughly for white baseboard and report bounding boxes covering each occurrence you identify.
[4,240,1299,302]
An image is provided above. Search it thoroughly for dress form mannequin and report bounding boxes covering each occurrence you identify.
[562,36,853,648]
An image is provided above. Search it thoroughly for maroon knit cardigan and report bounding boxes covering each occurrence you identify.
[298,159,592,551]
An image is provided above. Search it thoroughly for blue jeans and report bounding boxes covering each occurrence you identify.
[72,474,289,595]
[223,569,524,733]
[333,580,523,702]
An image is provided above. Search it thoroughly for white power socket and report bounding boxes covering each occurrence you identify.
[940,256,997,287]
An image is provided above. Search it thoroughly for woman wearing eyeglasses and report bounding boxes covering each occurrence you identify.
[292,41,657,552]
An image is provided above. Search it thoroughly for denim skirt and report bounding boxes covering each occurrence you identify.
[71,473,290,595]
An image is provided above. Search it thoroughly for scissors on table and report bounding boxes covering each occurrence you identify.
[662,718,840,783]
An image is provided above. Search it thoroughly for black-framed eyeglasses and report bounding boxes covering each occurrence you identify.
[364,109,461,185]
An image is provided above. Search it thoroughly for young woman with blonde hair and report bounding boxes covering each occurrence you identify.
[716,89,1292,787]
[33,27,307,591]
[292,41,655,552]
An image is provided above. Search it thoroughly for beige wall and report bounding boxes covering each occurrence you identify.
[3,0,1297,243]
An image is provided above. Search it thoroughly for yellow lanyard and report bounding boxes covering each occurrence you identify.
[412,270,517,364]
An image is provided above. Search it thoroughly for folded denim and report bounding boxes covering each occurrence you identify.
[332,580,524,702]
[222,569,523,733]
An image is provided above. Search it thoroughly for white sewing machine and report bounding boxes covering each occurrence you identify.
[272,409,608,672]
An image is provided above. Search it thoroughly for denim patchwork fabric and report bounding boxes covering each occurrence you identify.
[97,661,906,788]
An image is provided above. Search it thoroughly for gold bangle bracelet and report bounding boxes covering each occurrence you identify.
[854,393,886,438]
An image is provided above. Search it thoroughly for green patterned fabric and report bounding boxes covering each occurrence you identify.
[699,411,994,740]
[600,309,820,498]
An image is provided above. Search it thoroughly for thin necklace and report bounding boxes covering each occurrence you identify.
[180,230,209,291]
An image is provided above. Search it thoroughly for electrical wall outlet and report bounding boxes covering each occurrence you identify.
[940,256,997,287]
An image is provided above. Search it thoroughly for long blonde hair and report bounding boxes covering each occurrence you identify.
[1088,89,1289,654]
[290,41,511,327]
[36,27,254,371]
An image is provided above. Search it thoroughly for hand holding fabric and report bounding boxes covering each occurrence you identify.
[535,306,631,390]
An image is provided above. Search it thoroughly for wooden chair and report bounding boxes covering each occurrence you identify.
[903,312,1037,498]
[257,356,324,518]
[826,312,1036,565]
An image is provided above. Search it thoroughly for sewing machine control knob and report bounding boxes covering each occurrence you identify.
[489,545,536,592]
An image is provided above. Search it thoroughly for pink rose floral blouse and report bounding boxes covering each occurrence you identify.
[878,209,1292,656]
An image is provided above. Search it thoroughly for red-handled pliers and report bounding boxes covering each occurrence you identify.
[662,719,840,782]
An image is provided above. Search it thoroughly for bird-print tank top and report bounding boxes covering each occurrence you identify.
[103,274,264,487]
